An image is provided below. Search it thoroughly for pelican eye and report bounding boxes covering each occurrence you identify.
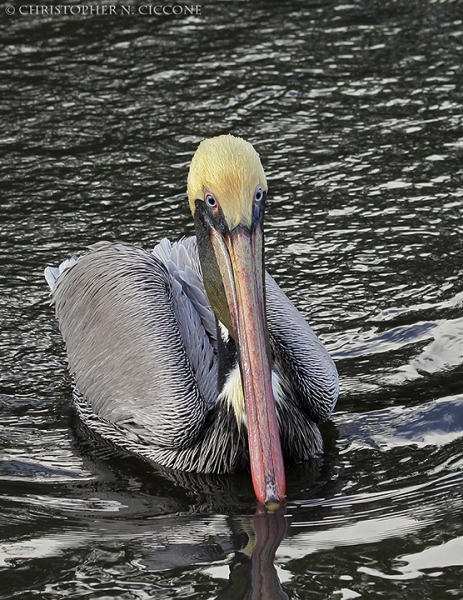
[205,193,217,208]
[254,187,264,202]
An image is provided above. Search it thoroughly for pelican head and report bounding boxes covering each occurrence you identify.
[187,134,285,508]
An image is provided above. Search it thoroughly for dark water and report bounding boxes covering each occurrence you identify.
[1,0,463,598]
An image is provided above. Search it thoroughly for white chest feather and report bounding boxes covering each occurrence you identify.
[218,364,285,428]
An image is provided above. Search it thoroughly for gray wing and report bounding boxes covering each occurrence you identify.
[265,273,339,424]
[152,237,218,411]
[47,242,216,451]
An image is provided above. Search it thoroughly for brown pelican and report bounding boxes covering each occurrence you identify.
[45,135,338,507]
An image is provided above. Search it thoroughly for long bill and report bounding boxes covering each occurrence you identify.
[209,223,286,508]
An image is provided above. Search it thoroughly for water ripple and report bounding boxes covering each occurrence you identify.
[1,1,463,598]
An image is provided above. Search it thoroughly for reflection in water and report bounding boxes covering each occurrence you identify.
[0,486,289,598]
[1,392,463,596]
[217,508,289,600]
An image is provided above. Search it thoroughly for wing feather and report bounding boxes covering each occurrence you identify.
[51,243,209,450]
[266,273,339,423]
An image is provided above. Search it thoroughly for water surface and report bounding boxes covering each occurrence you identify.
[1,1,463,598]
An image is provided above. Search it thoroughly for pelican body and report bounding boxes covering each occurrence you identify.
[45,135,338,507]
